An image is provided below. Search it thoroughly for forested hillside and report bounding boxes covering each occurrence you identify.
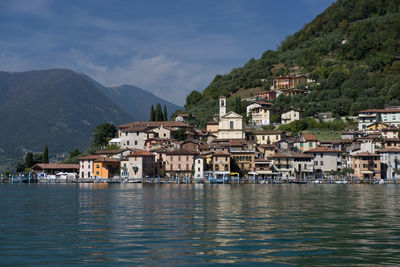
[179,0,400,127]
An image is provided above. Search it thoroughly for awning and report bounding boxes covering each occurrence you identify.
[361,170,374,174]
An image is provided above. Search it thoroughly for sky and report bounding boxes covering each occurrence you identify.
[0,0,336,105]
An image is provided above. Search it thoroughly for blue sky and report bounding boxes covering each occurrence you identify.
[0,0,335,105]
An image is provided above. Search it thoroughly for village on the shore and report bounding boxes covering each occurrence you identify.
[17,75,400,184]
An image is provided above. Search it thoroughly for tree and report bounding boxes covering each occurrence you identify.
[185,90,202,107]
[150,105,155,121]
[15,160,26,173]
[163,105,168,121]
[69,149,81,158]
[43,144,49,163]
[91,123,117,148]
[25,152,34,169]
[155,103,163,121]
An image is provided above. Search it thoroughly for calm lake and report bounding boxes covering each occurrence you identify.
[1,184,400,265]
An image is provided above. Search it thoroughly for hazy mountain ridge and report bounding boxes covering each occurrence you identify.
[0,68,181,170]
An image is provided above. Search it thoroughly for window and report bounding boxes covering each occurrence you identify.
[96,164,99,168]
[137,132,139,136]
[127,141,130,146]
[186,156,189,160]
[170,164,173,170]
[198,159,201,164]
[309,142,313,147]
[178,164,181,169]
[314,161,318,166]
[300,143,303,147]
[198,167,200,172]
[186,164,189,169]
[178,156,181,161]
[96,171,99,175]
[320,161,323,166]
[321,153,323,158]
[230,121,234,129]
[164,133,166,137]
[125,132,128,136]
[134,141,138,145]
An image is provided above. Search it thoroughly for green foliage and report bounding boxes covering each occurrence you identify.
[43,144,49,163]
[69,149,81,158]
[177,0,400,128]
[25,152,34,169]
[91,123,117,149]
[185,90,203,107]
[150,105,155,121]
[175,128,186,141]
[279,118,348,135]
[163,105,168,121]
[155,103,163,121]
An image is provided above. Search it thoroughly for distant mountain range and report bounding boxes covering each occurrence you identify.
[0,69,181,170]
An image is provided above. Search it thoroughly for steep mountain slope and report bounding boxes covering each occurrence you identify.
[98,84,182,121]
[0,69,134,168]
[181,0,400,126]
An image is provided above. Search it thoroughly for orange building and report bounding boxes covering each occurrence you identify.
[93,157,120,178]
[351,152,381,179]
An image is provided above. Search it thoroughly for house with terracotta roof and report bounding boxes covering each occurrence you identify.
[378,147,400,180]
[164,150,198,177]
[31,163,79,175]
[94,149,134,159]
[381,125,399,139]
[245,130,285,145]
[121,150,157,179]
[270,75,308,90]
[281,108,304,125]
[304,147,342,175]
[78,155,102,179]
[351,152,381,179]
[294,134,317,151]
[93,157,120,179]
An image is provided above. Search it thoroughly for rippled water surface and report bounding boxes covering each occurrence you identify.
[1,184,400,265]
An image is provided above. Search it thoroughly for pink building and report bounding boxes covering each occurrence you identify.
[164,150,198,177]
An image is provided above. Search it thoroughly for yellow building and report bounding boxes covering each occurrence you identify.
[93,157,120,178]
[366,122,389,131]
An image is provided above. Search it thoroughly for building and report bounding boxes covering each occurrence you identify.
[270,75,308,90]
[246,101,274,117]
[304,147,342,174]
[212,152,230,173]
[268,153,314,180]
[93,157,120,179]
[379,147,400,180]
[250,106,275,126]
[258,91,277,100]
[245,130,285,145]
[164,150,198,177]
[94,149,134,159]
[78,155,102,179]
[281,108,304,124]
[194,155,207,180]
[351,152,381,179]
[294,134,317,152]
[31,163,79,175]
[358,108,400,130]
[218,111,245,139]
[121,151,156,179]
[175,113,195,123]
[230,150,255,174]
[206,121,219,135]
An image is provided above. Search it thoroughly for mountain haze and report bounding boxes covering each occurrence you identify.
[0,69,181,170]
[98,84,181,121]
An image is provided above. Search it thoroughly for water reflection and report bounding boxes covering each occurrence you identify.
[1,184,400,265]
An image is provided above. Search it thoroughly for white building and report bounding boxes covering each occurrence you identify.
[304,147,342,173]
[78,155,101,179]
[121,151,156,179]
[358,108,400,130]
[281,108,303,124]
[217,96,245,139]
[379,147,400,180]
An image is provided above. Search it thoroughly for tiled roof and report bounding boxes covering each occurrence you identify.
[165,150,199,155]
[304,147,340,153]
[127,151,155,157]
[358,109,400,113]
[77,155,102,160]
[378,147,400,153]
[269,153,313,159]
[31,163,79,170]
[352,152,380,157]
[213,152,230,156]
[117,121,192,129]
[95,149,129,155]
[302,134,317,141]
[94,157,120,163]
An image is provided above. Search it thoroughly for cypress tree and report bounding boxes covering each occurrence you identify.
[43,144,49,163]
[155,103,163,121]
[163,105,168,121]
[25,152,34,168]
[150,105,155,121]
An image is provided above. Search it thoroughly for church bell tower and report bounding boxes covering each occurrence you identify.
[219,96,226,118]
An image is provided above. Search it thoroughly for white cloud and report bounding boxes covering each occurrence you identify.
[76,55,218,105]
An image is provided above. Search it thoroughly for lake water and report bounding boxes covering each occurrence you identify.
[1,184,400,265]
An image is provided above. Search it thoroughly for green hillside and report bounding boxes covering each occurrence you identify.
[179,0,400,126]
